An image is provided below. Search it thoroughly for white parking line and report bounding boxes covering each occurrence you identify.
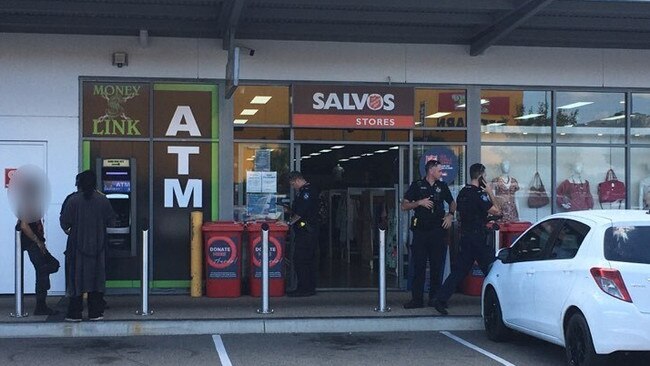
[440,331,516,366]
[212,334,233,366]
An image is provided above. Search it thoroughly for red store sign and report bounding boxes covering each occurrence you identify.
[292,85,414,129]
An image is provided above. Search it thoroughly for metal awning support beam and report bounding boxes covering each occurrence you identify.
[220,0,245,50]
[469,0,555,56]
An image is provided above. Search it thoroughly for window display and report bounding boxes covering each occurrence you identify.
[491,160,520,222]
[631,148,650,209]
[481,146,551,223]
[480,90,552,143]
[556,162,594,211]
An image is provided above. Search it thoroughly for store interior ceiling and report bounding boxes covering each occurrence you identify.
[4,1,650,54]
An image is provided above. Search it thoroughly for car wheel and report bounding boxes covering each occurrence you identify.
[565,313,605,366]
[483,287,511,342]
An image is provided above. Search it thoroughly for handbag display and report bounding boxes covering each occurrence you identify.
[527,172,550,208]
[598,169,626,206]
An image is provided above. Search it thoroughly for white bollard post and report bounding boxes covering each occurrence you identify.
[136,229,153,315]
[257,223,273,314]
[10,230,28,317]
[374,228,391,313]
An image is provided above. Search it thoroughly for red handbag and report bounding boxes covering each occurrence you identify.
[597,169,626,206]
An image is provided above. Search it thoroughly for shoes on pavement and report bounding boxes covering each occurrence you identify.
[403,300,424,309]
[432,300,449,316]
[88,315,104,321]
[64,317,82,322]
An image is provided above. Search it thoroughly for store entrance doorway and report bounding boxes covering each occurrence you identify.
[295,143,404,289]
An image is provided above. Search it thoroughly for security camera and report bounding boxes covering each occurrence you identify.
[237,45,255,56]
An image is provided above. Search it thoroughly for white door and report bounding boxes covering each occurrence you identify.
[499,219,561,329]
[0,141,47,294]
[534,219,590,339]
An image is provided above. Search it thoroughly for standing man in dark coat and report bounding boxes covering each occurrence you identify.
[432,163,501,315]
[60,170,115,321]
[402,160,456,309]
[287,171,319,297]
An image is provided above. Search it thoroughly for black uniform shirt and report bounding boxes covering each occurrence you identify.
[457,184,493,233]
[404,178,454,227]
[292,183,319,226]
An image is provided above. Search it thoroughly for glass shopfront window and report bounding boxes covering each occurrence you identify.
[414,89,466,128]
[631,147,650,209]
[233,143,290,220]
[631,93,650,144]
[481,90,552,143]
[556,92,625,144]
[482,146,552,223]
[233,86,290,126]
[412,145,466,196]
[556,147,626,211]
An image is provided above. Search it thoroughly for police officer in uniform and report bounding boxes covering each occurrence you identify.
[432,163,501,315]
[402,160,456,309]
[287,171,319,297]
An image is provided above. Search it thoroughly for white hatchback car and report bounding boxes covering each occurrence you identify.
[482,210,650,366]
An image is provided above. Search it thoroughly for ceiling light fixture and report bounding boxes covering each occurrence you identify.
[374,149,388,153]
[309,152,321,156]
[339,158,349,162]
[514,113,544,120]
[233,119,248,125]
[319,149,332,153]
[250,96,272,104]
[349,156,361,159]
[425,112,451,119]
[557,102,593,109]
[331,145,344,149]
[240,109,258,116]
[601,115,626,121]
[389,146,399,150]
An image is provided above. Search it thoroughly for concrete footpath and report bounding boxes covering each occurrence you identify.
[0,291,483,338]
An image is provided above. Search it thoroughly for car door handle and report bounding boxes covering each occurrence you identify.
[563,270,572,275]
[526,270,535,276]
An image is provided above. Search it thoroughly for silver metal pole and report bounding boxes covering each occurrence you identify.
[374,228,390,313]
[494,229,501,254]
[257,223,273,314]
[136,229,153,315]
[11,230,28,317]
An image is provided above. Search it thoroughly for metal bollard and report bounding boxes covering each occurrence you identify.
[136,229,153,315]
[10,230,28,317]
[374,228,391,313]
[494,229,501,254]
[257,223,273,314]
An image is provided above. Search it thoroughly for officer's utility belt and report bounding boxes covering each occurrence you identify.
[410,216,443,230]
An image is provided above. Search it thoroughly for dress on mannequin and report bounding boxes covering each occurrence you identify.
[491,160,519,222]
[557,163,594,211]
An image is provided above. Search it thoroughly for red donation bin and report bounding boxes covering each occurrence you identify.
[499,221,532,249]
[461,221,533,296]
[202,221,244,298]
[246,221,288,297]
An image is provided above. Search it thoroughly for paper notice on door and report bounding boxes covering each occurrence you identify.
[246,171,262,193]
[261,171,277,193]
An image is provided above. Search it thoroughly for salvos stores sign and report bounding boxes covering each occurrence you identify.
[292,85,414,129]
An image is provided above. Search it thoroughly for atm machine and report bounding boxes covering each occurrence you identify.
[97,158,137,258]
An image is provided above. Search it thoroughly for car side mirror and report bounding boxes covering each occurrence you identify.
[497,247,511,263]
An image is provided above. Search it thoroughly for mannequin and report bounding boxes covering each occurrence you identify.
[557,162,594,211]
[491,160,520,222]
[639,163,650,209]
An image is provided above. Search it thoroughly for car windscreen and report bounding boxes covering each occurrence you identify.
[604,226,650,264]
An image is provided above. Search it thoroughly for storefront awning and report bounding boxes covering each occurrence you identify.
[2,0,650,55]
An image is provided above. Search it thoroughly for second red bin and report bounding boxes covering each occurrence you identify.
[246,222,289,297]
